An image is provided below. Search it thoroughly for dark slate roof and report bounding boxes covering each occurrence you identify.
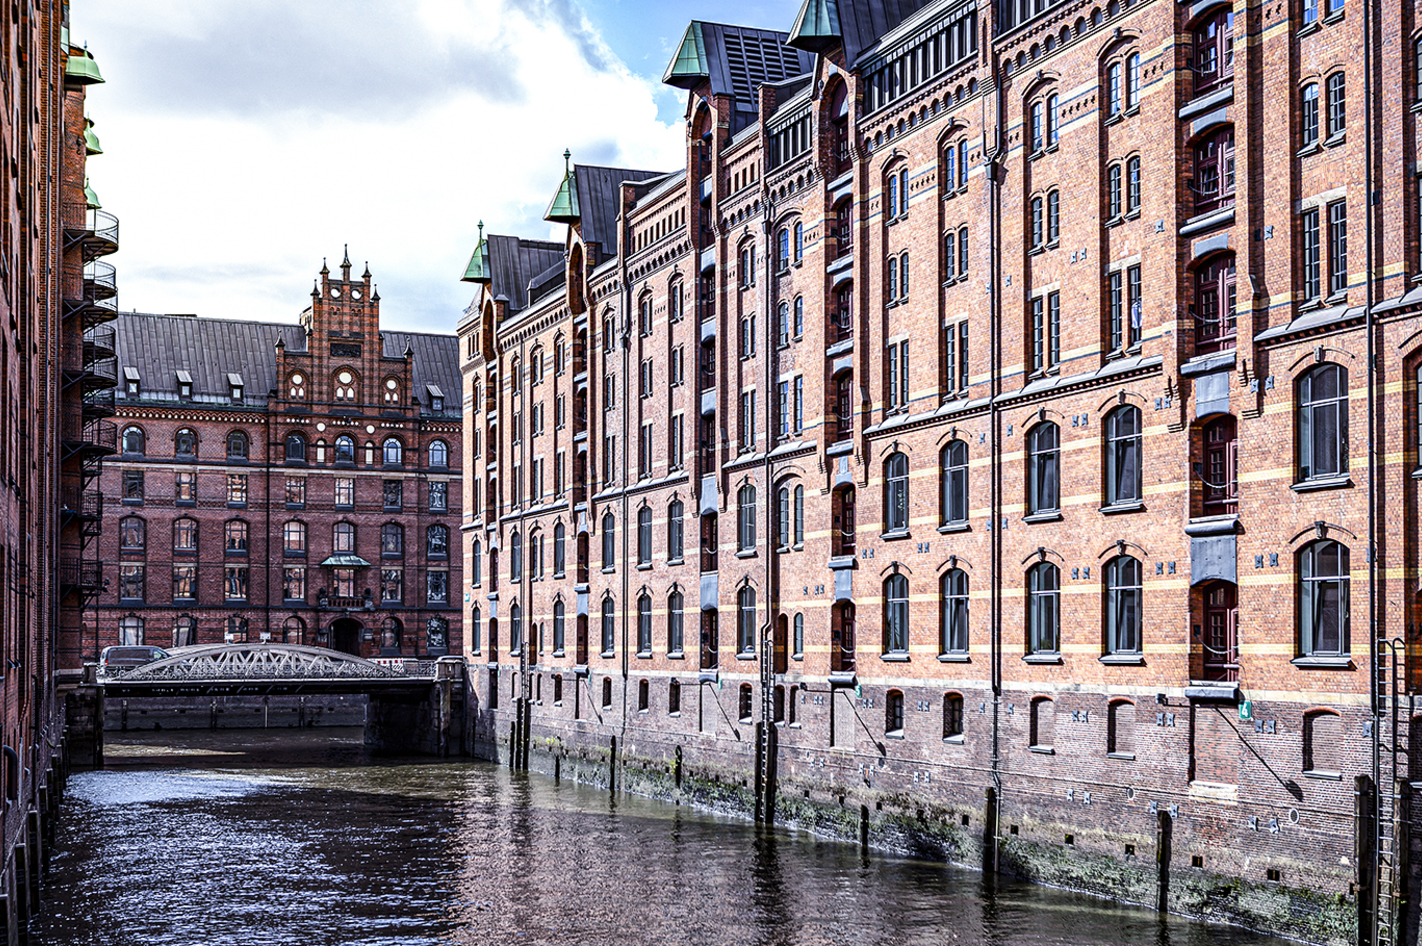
[834,0,940,67]
[112,312,460,417]
[573,165,668,263]
[485,234,565,314]
[666,22,814,103]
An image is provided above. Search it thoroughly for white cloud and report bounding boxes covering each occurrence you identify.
[71,0,684,333]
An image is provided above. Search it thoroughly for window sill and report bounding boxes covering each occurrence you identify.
[666,558,684,567]
[1304,769,1343,781]
[122,499,144,505]
[880,529,911,541]
[636,651,652,660]
[885,731,904,740]
[1296,142,1321,159]
[176,501,196,508]
[1028,245,1045,257]
[736,549,757,559]
[1323,132,1346,149]
[938,522,970,534]
[1291,475,1352,493]
[1099,653,1144,665]
[1103,112,1124,127]
[938,653,970,663]
[1322,8,1344,23]
[1324,291,1348,306]
[880,653,910,663]
[735,652,756,661]
[1107,751,1136,761]
[668,652,684,660]
[1100,501,1144,515]
[227,503,248,510]
[601,567,616,574]
[552,649,565,658]
[600,651,615,659]
[1023,653,1062,664]
[1022,511,1062,524]
[636,563,652,571]
[1291,655,1353,669]
[1124,208,1141,221]
[1029,745,1056,755]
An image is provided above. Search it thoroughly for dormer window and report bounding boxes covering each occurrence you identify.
[176,369,193,399]
[426,384,445,413]
[123,367,140,396]
[227,373,244,402]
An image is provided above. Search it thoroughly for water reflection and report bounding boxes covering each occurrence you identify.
[37,729,1289,946]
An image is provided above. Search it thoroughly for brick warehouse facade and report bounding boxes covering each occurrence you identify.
[458,1,1417,943]
[92,257,463,660]
[0,1,119,939]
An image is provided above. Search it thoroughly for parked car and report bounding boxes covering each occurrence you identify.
[99,645,167,672]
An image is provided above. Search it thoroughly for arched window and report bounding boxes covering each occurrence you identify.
[1193,126,1235,215]
[793,222,804,262]
[427,524,449,558]
[1195,254,1237,353]
[944,693,965,739]
[227,430,249,459]
[383,437,404,466]
[429,440,449,468]
[776,486,792,549]
[470,605,482,653]
[1301,82,1320,148]
[737,586,756,655]
[1104,556,1143,655]
[1027,423,1060,515]
[884,452,909,533]
[602,510,616,570]
[382,616,403,652]
[738,683,754,722]
[285,432,307,462]
[886,689,905,736]
[668,590,684,655]
[283,520,306,554]
[1299,540,1349,657]
[940,440,968,525]
[793,295,804,337]
[777,227,790,271]
[509,603,522,654]
[737,484,757,550]
[637,594,652,654]
[174,428,197,458]
[1030,696,1055,749]
[1105,61,1123,117]
[777,301,790,347]
[553,522,566,576]
[794,485,804,546]
[224,519,249,554]
[288,371,306,399]
[1105,406,1142,506]
[792,613,804,658]
[1046,92,1059,146]
[637,506,652,565]
[667,499,684,562]
[119,516,145,550]
[1193,9,1234,92]
[1027,562,1061,655]
[601,597,616,655]
[832,485,856,557]
[381,522,404,557]
[552,599,566,653]
[119,615,145,646]
[1108,699,1136,757]
[883,574,909,655]
[174,615,198,647]
[471,539,482,586]
[941,569,969,655]
[224,615,248,644]
[334,435,355,463]
[669,678,681,714]
[122,425,145,455]
[1298,364,1348,482]
[510,530,522,581]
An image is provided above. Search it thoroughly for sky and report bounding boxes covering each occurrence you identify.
[71,0,799,335]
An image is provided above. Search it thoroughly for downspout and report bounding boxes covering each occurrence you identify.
[264,399,272,643]
[619,212,633,758]
[1362,0,1381,934]
[985,45,1006,879]
[761,190,778,824]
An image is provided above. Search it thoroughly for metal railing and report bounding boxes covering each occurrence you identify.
[59,555,103,592]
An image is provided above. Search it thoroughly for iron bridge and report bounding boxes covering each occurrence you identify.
[95,643,442,696]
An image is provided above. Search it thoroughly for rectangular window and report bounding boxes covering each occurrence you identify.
[119,564,145,602]
[740,391,756,451]
[172,565,196,602]
[335,477,354,508]
[554,450,566,495]
[226,474,247,506]
[1302,207,1322,301]
[740,316,756,358]
[555,394,565,428]
[1327,201,1347,297]
[429,481,448,512]
[778,380,790,439]
[793,377,804,434]
[1326,72,1346,138]
[381,568,403,603]
[224,565,248,602]
[887,340,909,410]
[669,415,684,469]
[175,471,196,505]
[383,480,403,510]
[639,423,653,478]
[285,477,306,508]
[641,359,653,398]
[427,569,449,604]
[283,566,306,602]
[1032,293,1061,374]
[123,470,144,503]
[603,434,615,483]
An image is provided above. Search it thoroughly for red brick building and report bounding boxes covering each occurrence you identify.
[459,1,1419,942]
[94,257,463,659]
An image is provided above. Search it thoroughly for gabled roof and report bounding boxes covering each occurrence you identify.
[661,22,814,103]
[484,234,565,314]
[380,331,462,410]
[818,0,940,67]
[569,165,668,263]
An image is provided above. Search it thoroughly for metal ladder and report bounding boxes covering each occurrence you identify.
[1374,637,1405,946]
[756,625,777,823]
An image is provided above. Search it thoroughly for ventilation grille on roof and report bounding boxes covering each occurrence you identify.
[722,31,805,101]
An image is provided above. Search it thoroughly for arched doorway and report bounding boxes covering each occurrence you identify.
[330,617,362,656]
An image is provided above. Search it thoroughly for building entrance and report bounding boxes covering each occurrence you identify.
[330,618,363,656]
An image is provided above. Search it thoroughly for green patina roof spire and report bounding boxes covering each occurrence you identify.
[662,22,708,88]
[788,0,842,52]
[461,220,491,284]
[544,149,580,224]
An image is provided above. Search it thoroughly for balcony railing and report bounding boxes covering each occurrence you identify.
[64,202,119,260]
[84,261,117,300]
[60,487,103,520]
[59,555,103,592]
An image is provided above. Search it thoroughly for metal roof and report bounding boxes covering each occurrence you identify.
[483,234,565,315]
[113,312,461,417]
[662,21,814,102]
[571,165,668,263]
[827,0,940,67]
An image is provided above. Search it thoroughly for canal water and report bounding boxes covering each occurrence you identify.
[36,728,1290,946]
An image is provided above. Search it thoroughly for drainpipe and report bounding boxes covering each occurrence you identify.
[985,50,1006,879]
[619,208,633,763]
[760,188,778,824]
